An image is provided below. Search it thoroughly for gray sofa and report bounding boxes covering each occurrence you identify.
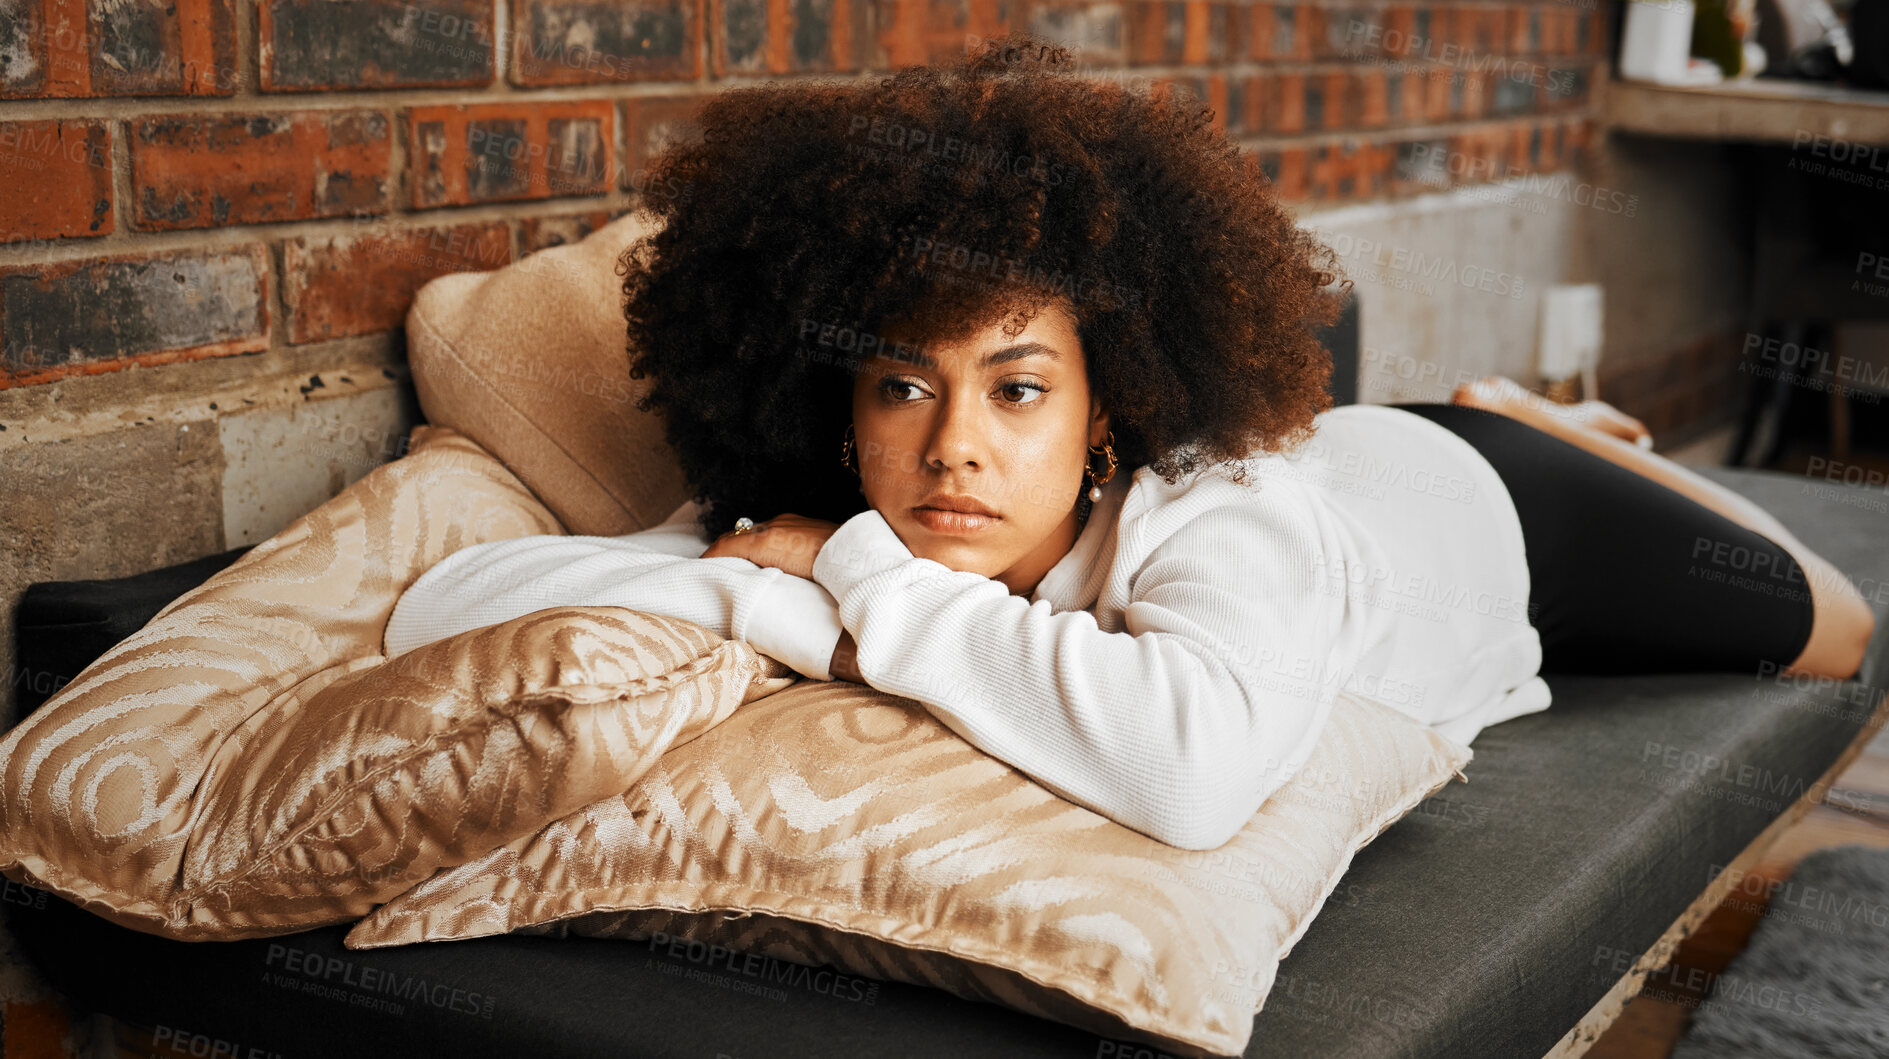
[7,463,1885,1059]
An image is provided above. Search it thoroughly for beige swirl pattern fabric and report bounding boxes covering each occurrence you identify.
[0,425,793,939]
[347,680,1472,1058]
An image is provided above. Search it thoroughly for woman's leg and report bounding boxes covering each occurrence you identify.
[1388,401,1867,679]
[1445,379,1874,680]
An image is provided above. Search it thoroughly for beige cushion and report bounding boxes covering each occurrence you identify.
[404,210,691,537]
[346,682,1470,1057]
[0,426,793,939]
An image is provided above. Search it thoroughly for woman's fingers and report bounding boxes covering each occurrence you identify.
[701,514,841,581]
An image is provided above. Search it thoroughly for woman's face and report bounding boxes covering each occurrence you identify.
[850,301,1110,596]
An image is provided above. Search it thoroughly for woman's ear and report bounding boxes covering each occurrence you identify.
[1089,401,1110,448]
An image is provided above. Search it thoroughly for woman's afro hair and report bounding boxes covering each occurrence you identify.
[618,31,1349,539]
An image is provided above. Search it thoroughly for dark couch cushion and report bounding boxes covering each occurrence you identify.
[12,546,252,717]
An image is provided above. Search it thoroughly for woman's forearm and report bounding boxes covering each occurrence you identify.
[385,534,847,680]
[829,629,863,683]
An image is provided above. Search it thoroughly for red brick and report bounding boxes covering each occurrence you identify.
[1309,143,1343,198]
[1273,144,1310,199]
[1546,7,1575,53]
[1241,3,1274,59]
[1396,69,1425,123]
[1464,126,1504,182]
[1470,4,1503,55]
[281,221,511,344]
[873,0,1007,68]
[1202,73,1230,136]
[1507,122,1532,174]
[0,0,237,99]
[1121,1,1178,64]
[1568,117,1594,164]
[130,110,391,231]
[1271,71,1306,134]
[1421,66,1452,122]
[713,0,870,75]
[1288,4,1317,59]
[1361,139,1394,198]
[1325,70,1353,129]
[1358,69,1389,127]
[259,0,494,91]
[407,101,614,209]
[1460,68,1488,120]
[1294,4,1327,59]
[1205,1,1234,61]
[0,244,269,387]
[1383,4,1415,53]
[1241,73,1270,133]
[623,95,708,196]
[0,120,113,242]
[1445,4,1475,49]
[1172,1,1200,63]
[513,0,702,85]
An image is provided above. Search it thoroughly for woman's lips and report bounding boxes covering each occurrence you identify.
[912,506,1001,533]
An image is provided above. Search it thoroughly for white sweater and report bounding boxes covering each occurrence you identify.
[384,404,1549,850]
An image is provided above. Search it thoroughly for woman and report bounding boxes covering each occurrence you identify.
[385,35,1874,850]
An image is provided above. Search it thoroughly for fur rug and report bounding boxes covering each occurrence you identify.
[1672,843,1889,1058]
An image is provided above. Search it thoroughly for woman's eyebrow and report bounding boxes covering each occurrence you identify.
[899,342,1061,370]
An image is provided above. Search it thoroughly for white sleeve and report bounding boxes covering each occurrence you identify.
[384,502,846,681]
[809,495,1346,850]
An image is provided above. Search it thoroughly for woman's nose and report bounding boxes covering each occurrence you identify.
[924,392,989,469]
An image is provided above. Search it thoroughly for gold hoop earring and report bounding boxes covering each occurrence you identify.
[841,423,858,475]
[1083,430,1118,501]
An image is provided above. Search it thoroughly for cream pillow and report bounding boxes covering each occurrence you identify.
[404,210,691,537]
[347,682,1470,1057]
[0,426,793,939]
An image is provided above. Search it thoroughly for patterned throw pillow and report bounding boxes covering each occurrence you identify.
[0,426,793,939]
[347,680,1472,1057]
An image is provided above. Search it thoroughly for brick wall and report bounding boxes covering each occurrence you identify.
[1,0,1609,392]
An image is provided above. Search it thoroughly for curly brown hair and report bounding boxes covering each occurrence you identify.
[618,31,1348,539]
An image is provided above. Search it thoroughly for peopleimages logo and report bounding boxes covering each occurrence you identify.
[264,943,496,1018]
[646,932,880,1004]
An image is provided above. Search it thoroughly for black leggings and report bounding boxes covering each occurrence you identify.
[1390,403,1816,675]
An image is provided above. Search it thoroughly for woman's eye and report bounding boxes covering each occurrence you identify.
[879,378,924,401]
[998,382,1047,404]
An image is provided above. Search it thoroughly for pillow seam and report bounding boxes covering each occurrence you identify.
[174,636,743,908]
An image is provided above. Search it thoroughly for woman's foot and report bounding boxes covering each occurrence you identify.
[1451,375,1654,449]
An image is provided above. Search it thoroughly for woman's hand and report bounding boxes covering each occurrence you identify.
[700,513,843,581]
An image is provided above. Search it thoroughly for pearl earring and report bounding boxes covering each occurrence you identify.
[1085,430,1118,502]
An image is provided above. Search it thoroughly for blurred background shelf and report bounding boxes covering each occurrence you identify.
[1602,75,1889,142]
